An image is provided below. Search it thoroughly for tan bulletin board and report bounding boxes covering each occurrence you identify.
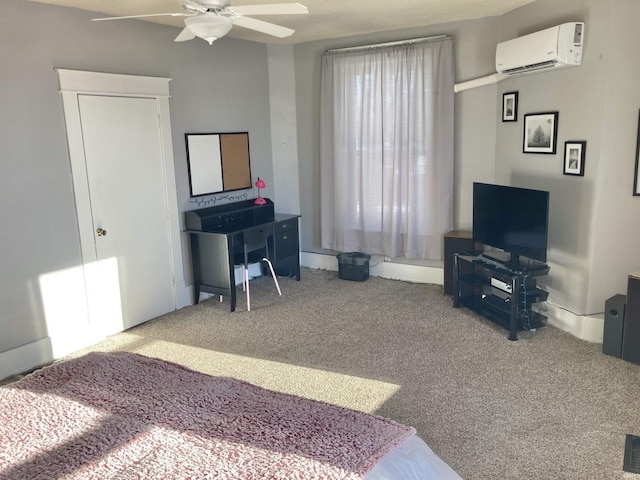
[220,133,251,192]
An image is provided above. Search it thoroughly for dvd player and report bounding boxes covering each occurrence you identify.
[490,277,512,293]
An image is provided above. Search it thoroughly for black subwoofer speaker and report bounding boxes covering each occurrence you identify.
[444,231,475,296]
[623,273,640,364]
[603,294,626,358]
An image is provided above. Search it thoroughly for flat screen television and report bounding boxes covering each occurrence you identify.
[473,182,550,264]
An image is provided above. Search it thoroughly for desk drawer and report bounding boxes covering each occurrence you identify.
[272,220,299,259]
[274,230,298,257]
[274,219,296,234]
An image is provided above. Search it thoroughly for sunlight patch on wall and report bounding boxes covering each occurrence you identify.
[38,257,123,357]
[83,257,124,336]
[39,264,91,357]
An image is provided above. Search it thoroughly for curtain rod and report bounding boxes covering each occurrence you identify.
[326,35,449,54]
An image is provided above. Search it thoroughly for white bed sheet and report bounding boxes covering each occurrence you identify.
[365,435,462,480]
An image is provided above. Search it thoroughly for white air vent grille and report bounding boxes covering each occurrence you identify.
[503,60,558,76]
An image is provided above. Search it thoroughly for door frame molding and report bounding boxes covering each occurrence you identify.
[56,69,189,327]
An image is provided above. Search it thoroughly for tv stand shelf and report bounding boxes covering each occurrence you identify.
[453,253,549,340]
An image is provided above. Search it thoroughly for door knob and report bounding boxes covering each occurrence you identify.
[96,228,107,237]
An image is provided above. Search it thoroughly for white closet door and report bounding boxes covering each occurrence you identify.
[78,94,175,332]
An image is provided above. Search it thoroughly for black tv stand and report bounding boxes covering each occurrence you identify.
[480,251,548,272]
[480,251,513,264]
[453,253,550,340]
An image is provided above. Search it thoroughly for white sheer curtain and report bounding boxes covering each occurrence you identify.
[320,37,454,260]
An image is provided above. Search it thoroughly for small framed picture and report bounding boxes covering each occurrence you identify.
[634,110,640,196]
[563,141,586,176]
[502,92,518,122]
[523,112,559,154]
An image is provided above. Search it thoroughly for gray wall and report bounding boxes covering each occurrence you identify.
[267,45,301,215]
[5,0,640,358]
[587,0,640,313]
[294,0,640,330]
[0,0,273,354]
[493,1,605,316]
[495,0,640,316]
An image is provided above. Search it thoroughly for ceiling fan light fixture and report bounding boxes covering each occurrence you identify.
[184,14,233,44]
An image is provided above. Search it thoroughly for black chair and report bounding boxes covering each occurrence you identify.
[234,224,282,311]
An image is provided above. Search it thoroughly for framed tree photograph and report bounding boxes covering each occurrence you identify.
[502,91,518,122]
[634,110,640,196]
[523,112,559,154]
[563,141,586,176]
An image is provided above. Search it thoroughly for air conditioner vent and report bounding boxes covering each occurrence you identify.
[496,22,584,77]
[503,60,558,76]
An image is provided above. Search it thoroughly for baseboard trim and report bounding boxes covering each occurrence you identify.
[300,252,443,285]
[544,302,604,343]
[301,252,602,342]
[175,280,191,309]
[0,338,54,380]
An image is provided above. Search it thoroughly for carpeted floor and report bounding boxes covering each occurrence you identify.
[61,268,640,479]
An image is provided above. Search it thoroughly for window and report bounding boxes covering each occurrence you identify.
[320,37,455,259]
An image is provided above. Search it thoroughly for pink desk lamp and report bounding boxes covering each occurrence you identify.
[254,177,266,205]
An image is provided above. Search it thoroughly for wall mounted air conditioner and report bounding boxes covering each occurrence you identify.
[496,22,584,76]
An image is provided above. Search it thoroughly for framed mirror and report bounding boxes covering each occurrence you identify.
[185,132,252,197]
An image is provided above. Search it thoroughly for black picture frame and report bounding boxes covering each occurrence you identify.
[502,91,518,122]
[523,112,559,154]
[634,110,640,196]
[563,141,586,176]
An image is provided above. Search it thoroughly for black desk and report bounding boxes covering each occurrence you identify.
[186,200,300,312]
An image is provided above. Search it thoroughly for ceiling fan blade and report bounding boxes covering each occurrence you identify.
[231,3,308,16]
[232,16,294,38]
[91,12,189,21]
[174,26,197,42]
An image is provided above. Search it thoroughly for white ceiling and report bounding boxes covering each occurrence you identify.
[26,0,537,44]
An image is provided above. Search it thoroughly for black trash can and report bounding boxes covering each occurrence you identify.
[336,252,371,282]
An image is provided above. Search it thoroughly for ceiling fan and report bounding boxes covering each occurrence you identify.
[91,0,309,45]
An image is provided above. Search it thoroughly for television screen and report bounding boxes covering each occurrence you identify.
[473,182,549,263]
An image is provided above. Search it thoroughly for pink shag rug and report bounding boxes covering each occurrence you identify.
[0,352,414,480]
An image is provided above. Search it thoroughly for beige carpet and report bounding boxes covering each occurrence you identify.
[47,269,640,478]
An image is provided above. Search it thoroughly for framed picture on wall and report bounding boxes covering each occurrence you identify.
[634,110,640,196]
[563,141,586,176]
[502,91,518,122]
[523,112,559,154]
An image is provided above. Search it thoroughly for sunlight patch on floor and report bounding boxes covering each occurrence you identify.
[67,332,401,414]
